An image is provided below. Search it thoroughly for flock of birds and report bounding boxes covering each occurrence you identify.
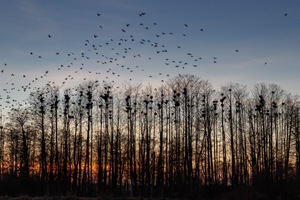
[0,10,288,116]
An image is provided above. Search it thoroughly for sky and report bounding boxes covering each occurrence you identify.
[0,0,300,114]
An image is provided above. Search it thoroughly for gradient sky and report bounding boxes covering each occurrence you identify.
[0,0,300,112]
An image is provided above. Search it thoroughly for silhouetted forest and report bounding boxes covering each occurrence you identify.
[1,74,300,199]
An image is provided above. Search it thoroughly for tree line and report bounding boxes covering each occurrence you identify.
[0,74,300,198]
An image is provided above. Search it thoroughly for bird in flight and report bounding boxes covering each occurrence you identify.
[139,12,146,16]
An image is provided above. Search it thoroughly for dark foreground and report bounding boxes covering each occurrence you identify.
[1,185,300,200]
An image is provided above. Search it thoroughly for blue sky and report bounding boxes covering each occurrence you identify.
[0,0,300,112]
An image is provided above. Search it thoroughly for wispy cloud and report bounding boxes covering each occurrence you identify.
[16,1,58,40]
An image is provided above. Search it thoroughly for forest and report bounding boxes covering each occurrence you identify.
[0,74,300,199]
